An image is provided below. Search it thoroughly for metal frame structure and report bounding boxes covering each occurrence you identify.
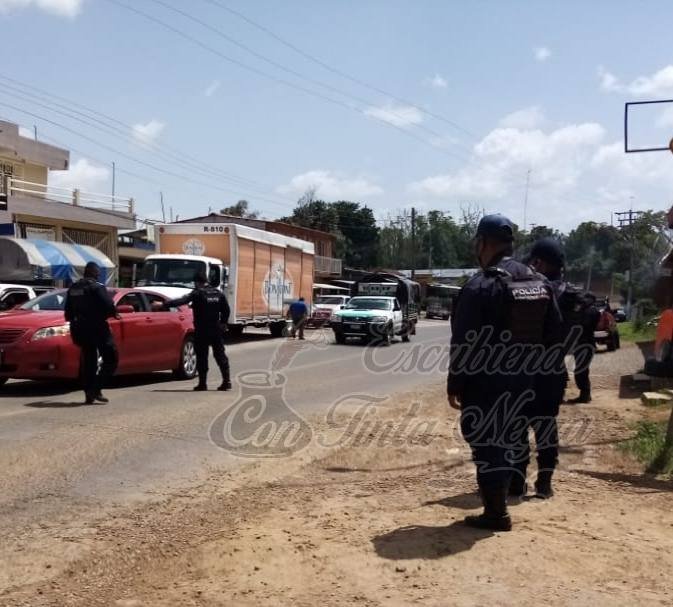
[624,99,673,153]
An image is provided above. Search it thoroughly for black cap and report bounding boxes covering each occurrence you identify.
[194,271,208,284]
[528,237,565,268]
[475,214,514,242]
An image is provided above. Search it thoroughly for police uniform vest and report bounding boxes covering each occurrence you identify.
[486,266,551,344]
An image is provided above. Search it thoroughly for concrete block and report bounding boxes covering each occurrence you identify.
[641,392,673,407]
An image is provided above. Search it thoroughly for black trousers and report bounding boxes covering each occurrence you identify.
[573,345,595,395]
[195,331,230,383]
[513,373,566,479]
[81,334,118,398]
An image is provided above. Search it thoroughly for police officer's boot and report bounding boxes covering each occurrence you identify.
[534,471,554,499]
[464,486,512,532]
[567,392,591,404]
[508,471,528,503]
[194,376,208,391]
[218,379,232,391]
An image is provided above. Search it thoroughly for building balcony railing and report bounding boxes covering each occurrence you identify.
[8,178,134,215]
[315,255,342,275]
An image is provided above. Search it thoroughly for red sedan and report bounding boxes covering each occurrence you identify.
[0,288,197,388]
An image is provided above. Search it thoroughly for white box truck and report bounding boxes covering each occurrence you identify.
[138,223,315,337]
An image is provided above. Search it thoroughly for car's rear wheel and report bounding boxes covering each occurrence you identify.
[173,335,197,380]
[334,330,346,345]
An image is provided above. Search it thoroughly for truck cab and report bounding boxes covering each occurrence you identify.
[332,295,405,345]
[138,254,229,298]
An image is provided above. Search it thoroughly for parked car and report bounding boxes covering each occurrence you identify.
[594,307,620,351]
[0,284,53,311]
[307,295,350,327]
[0,288,196,387]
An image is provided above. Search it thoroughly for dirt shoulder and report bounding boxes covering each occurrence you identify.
[2,374,673,606]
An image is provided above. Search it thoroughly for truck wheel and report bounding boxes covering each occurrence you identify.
[269,321,287,338]
[606,334,617,352]
[173,335,197,380]
[334,330,346,345]
[615,332,621,349]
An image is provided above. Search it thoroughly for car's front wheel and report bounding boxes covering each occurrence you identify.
[173,335,197,380]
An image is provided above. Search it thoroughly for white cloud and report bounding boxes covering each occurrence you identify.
[0,0,83,17]
[364,103,423,128]
[425,74,447,89]
[599,64,673,97]
[499,106,546,130]
[204,79,220,97]
[49,158,109,192]
[407,116,625,229]
[656,106,673,129]
[277,170,383,200]
[132,119,165,146]
[534,46,551,62]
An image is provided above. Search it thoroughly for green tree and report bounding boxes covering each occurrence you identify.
[220,199,259,218]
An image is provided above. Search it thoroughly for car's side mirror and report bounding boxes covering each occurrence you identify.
[116,305,135,314]
[340,305,345,309]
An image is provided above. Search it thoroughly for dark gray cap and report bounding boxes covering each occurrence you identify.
[475,214,514,242]
[529,237,565,268]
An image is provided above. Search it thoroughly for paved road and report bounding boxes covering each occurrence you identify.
[0,320,449,518]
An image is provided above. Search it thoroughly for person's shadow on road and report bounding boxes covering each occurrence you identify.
[423,491,482,510]
[373,521,493,560]
[24,400,93,408]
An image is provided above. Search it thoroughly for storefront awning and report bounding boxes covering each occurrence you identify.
[0,237,115,284]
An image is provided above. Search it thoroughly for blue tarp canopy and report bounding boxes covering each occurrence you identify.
[0,237,116,284]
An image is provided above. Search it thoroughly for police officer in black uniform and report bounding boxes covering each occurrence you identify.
[447,215,561,531]
[511,237,570,500]
[65,262,119,404]
[166,271,231,391]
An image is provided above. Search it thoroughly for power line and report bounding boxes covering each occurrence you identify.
[102,0,471,163]
[200,0,479,141]
[0,73,280,194]
[0,100,299,212]
[147,0,472,157]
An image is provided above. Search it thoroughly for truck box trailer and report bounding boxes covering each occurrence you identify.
[139,223,315,337]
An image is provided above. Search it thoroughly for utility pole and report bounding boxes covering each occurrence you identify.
[160,192,166,223]
[615,208,644,317]
[410,207,416,279]
[523,168,531,231]
[112,162,116,202]
[33,125,37,141]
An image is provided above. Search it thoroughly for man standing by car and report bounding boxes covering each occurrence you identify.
[447,215,561,531]
[65,262,119,405]
[165,271,231,392]
[287,296,308,340]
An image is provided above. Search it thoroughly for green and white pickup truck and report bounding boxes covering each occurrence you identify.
[332,273,420,345]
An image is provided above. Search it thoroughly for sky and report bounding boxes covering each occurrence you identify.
[3,0,673,232]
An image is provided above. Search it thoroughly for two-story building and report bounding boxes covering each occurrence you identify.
[175,212,343,279]
[0,121,135,277]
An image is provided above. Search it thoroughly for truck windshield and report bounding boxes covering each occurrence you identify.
[345,298,392,311]
[138,259,206,289]
[316,296,345,305]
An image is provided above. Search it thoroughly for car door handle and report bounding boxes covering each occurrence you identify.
[145,316,153,323]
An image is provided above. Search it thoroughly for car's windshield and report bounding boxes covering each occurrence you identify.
[21,291,67,311]
[316,296,346,305]
[345,298,392,311]
[138,259,206,289]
